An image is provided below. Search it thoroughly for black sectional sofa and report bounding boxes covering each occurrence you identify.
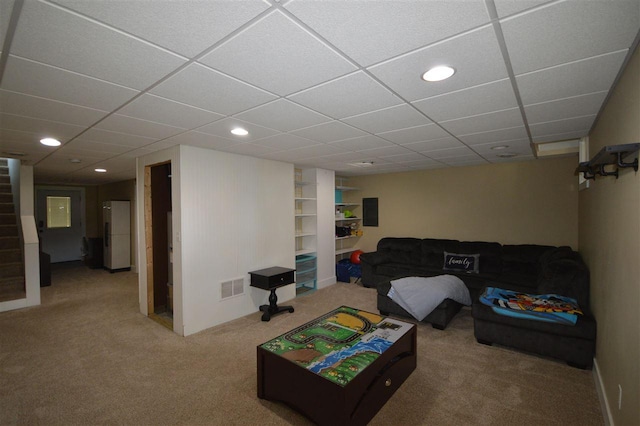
[359,237,597,368]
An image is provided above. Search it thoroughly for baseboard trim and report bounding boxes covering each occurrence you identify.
[593,357,614,426]
[316,276,336,290]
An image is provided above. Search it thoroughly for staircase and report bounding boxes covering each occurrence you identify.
[0,159,26,302]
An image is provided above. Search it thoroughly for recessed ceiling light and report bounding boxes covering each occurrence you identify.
[69,158,81,163]
[40,137,61,147]
[422,66,455,82]
[491,145,510,150]
[230,127,249,136]
[94,168,107,173]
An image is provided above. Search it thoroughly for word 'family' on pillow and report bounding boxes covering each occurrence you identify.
[443,252,480,274]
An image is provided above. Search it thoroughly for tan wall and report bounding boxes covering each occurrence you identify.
[579,46,639,426]
[348,156,579,252]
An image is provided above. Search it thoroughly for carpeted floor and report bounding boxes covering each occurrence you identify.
[0,263,604,425]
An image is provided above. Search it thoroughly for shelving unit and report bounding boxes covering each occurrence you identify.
[295,168,317,294]
[575,143,639,180]
[334,176,361,261]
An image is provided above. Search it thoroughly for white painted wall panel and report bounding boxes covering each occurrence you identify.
[179,146,294,335]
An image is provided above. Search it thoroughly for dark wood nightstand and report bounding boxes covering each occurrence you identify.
[249,267,295,321]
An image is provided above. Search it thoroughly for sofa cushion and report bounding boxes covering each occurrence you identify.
[458,241,502,275]
[376,237,423,265]
[538,248,590,314]
[472,301,596,340]
[421,238,460,268]
[501,244,555,289]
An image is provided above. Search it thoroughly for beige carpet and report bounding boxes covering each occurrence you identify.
[0,263,603,425]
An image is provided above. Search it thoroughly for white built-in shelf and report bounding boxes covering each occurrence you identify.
[296,248,316,256]
[336,217,361,222]
[335,202,360,207]
[335,235,359,241]
[295,181,313,186]
[336,247,360,255]
[335,185,359,191]
[295,232,316,237]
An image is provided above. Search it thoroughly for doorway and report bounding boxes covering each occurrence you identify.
[144,162,173,330]
[35,187,85,263]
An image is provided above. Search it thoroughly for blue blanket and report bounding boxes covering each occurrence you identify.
[479,287,583,325]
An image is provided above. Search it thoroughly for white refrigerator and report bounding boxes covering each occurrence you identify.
[103,200,131,272]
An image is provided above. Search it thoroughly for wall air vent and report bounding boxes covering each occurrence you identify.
[220,277,245,300]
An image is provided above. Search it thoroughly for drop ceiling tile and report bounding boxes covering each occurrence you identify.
[524,92,609,125]
[493,0,553,18]
[289,71,403,119]
[285,0,489,66]
[11,1,186,90]
[357,145,414,157]
[0,89,109,126]
[235,99,330,132]
[529,115,596,139]
[95,114,185,140]
[328,135,394,151]
[517,51,628,106]
[459,126,528,145]
[251,133,318,151]
[291,121,367,143]
[150,63,277,115]
[71,139,133,154]
[501,0,640,75]
[413,79,518,122]
[383,152,431,163]
[343,104,431,134]
[424,146,476,159]
[264,143,348,162]
[0,113,85,141]
[118,94,224,129]
[197,117,279,141]
[51,0,269,58]
[200,11,356,96]
[533,130,589,144]
[79,128,157,148]
[441,155,487,166]
[472,139,532,156]
[1,56,139,111]
[51,148,115,161]
[377,123,451,145]
[369,26,508,101]
[222,143,278,157]
[440,108,524,136]
[402,137,463,153]
[161,131,236,151]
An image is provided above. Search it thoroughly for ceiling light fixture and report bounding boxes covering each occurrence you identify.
[94,168,107,173]
[230,127,249,136]
[40,137,61,147]
[69,158,81,163]
[422,66,455,82]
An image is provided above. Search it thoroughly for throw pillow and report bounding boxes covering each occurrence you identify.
[443,252,480,274]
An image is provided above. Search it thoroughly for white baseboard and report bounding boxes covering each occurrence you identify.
[593,357,614,426]
[316,276,337,290]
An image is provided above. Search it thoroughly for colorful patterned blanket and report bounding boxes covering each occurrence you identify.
[479,287,583,325]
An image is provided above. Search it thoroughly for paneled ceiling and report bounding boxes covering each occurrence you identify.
[0,0,638,185]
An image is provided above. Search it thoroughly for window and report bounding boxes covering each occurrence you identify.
[47,196,71,228]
